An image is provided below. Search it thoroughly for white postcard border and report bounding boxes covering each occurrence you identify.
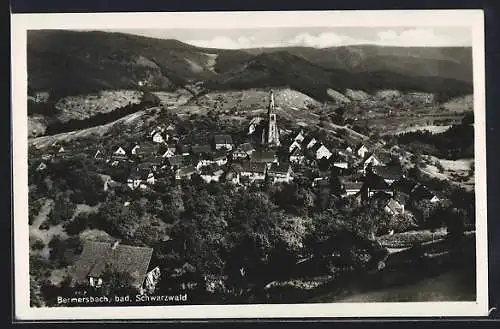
[11,9,488,320]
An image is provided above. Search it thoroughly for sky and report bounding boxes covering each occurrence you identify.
[105,27,472,49]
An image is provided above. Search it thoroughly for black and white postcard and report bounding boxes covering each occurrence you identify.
[11,10,488,320]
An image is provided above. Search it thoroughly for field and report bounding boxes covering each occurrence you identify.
[54,90,143,122]
[331,267,476,302]
[377,229,448,249]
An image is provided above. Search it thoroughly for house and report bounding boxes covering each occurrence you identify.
[72,241,160,294]
[36,162,47,171]
[94,147,106,160]
[134,143,160,159]
[175,166,197,180]
[342,181,363,196]
[248,117,263,135]
[251,151,278,168]
[363,151,393,172]
[303,136,317,150]
[311,143,332,160]
[113,146,127,156]
[391,178,418,205]
[160,143,177,158]
[191,144,212,156]
[200,165,225,183]
[213,134,234,151]
[312,176,330,187]
[288,140,302,153]
[152,131,168,144]
[160,148,175,158]
[364,174,392,199]
[222,165,241,185]
[137,161,162,173]
[233,142,255,159]
[411,184,441,203]
[268,163,293,184]
[127,168,155,190]
[333,161,349,169]
[239,162,267,183]
[356,143,369,158]
[166,155,186,170]
[384,198,405,216]
[177,144,191,156]
[289,147,305,164]
[372,165,404,185]
[130,144,141,155]
[293,130,305,143]
[214,154,228,166]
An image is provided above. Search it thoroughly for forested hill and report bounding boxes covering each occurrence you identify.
[28,30,473,102]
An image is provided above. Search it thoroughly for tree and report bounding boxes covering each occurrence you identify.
[99,264,139,298]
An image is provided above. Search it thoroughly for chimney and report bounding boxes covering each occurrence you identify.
[111,240,119,250]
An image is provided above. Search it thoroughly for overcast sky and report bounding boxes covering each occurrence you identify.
[104,27,472,49]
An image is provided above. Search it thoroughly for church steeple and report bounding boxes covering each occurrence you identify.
[261,90,280,147]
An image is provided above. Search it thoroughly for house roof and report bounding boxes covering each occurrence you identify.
[311,143,328,153]
[239,142,255,153]
[167,155,185,167]
[134,143,159,156]
[372,165,404,180]
[177,165,197,176]
[240,162,267,173]
[268,163,291,175]
[343,181,363,190]
[385,198,404,213]
[289,147,303,157]
[213,134,233,145]
[130,168,153,180]
[191,144,212,154]
[364,151,393,164]
[72,241,153,287]
[302,135,316,147]
[251,151,276,162]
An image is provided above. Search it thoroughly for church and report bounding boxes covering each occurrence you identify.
[248,90,281,148]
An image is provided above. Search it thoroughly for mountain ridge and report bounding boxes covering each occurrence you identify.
[27,30,473,102]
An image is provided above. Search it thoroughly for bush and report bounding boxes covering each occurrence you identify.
[63,213,90,235]
[32,239,45,250]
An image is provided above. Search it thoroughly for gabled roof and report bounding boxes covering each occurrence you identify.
[213,134,233,145]
[251,151,277,163]
[302,135,316,146]
[289,147,303,157]
[364,150,393,164]
[240,162,267,173]
[72,241,153,287]
[177,165,196,176]
[385,198,404,213]
[411,183,436,201]
[268,163,291,175]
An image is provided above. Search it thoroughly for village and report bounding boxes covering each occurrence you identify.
[29,90,467,305]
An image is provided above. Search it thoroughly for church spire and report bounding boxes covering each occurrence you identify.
[261,89,280,147]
